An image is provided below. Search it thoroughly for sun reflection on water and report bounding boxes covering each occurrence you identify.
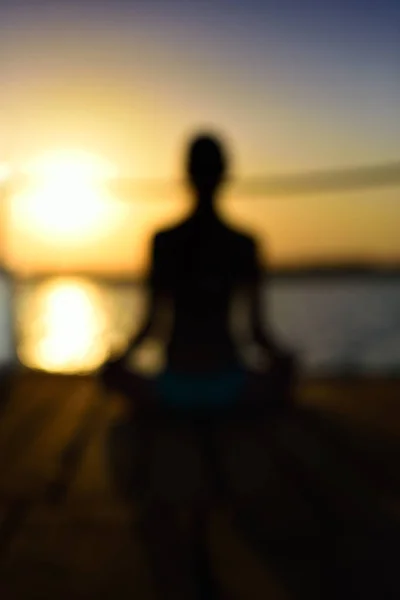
[17,278,110,374]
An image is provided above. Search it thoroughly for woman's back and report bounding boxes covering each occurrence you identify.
[151,213,259,371]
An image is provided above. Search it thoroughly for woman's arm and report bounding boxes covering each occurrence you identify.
[247,240,291,359]
[105,233,170,364]
[249,279,285,357]
[123,285,168,357]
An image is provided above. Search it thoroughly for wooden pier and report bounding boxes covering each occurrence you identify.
[0,372,399,599]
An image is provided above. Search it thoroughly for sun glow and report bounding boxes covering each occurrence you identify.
[14,150,118,241]
[0,163,11,183]
[24,150,117,185]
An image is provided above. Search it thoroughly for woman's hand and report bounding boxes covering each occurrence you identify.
[98,355,126,392]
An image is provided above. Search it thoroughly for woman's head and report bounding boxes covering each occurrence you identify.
[186,133,228,196]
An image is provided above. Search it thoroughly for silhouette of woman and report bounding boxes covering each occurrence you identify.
[101,133,296,414]
[101,133,297,600]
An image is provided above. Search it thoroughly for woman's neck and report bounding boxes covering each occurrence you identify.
[193,194,217,218]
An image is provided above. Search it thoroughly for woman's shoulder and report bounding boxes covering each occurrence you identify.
[152,220,265,261]
[221,224,261,255]
[153,219,190,245]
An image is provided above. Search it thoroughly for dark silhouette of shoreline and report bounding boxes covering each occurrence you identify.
[271,263,400,280]
[10,263,400,285]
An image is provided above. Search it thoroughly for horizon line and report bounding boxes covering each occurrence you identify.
[3,159,400,199]
[7,262,400,282]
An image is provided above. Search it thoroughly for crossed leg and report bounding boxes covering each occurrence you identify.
[103,355,297,599]
[105,386,215,599]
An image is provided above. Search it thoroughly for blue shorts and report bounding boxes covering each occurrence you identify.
[154,368,247,411]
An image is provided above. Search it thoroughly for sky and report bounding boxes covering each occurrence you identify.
[0,0,399,273]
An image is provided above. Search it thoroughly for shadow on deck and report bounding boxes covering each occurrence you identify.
[0,372,399,599]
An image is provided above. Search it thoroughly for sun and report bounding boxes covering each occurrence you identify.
[0,163,11,183]
[25,150,117,185]
[14,150,118,241]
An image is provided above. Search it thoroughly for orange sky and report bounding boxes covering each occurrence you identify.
[1,1,399,274]
[2,179,399,275]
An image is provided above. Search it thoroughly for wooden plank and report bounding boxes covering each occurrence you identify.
[0,503,147,600]
[299,379,400,437]
[272,413,385,522]
[0,378,98,574]
[0,375,81,463]
[292,408,400,501]
[0,498,30,562]
[15,381,96,499]
[65,395,120,507]
[0,380,82,497]
[211,510,291,600]
[212,418,324,599]
[0,376,60,457]
[2,385,151,599]
[268,411,400,597]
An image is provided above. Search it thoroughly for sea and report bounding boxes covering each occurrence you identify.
[0,274,400,376]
